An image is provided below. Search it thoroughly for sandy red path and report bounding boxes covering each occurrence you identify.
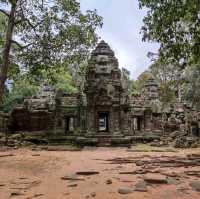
[0,147,200,199]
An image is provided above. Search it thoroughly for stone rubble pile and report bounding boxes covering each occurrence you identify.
[148,131,200,148]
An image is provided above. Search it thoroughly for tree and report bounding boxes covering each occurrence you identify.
[1,66,79,112]
[182,64,200,109]
[0,12,7,49]
[139,0,200,65]
[1,76,38,112]
[0,0,103,104]
[139,0,200,107]
[150,60,181,103]
[130,70,152,96]
[39,66,78,93]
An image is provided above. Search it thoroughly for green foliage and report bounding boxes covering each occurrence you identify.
[0,12,6,48]
[0,0,103,99]
[158,84,176,104]
[182,64,200,108]
[130,70,152,96]
[129,80,140,96]
[1,65,79,112]
[0,0,103,107]
[139,0,200,65]
[150,60,180,103]
[139,0,200,106]
[0,12,6,66]
[40,67,78,93]
[9,0,103,75]
[1,77,38,112]
[0,12,20,80]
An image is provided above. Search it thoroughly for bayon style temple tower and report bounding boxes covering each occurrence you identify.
[85,40,130,135]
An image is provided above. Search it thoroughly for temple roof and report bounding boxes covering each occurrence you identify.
[91,40,115,56]
[144,75,158,87]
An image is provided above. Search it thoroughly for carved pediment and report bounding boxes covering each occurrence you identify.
[94,89,112,105]
[95,97,112,106]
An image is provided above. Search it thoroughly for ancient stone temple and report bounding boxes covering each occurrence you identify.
[84,40,130,135]
[1,40,199,146]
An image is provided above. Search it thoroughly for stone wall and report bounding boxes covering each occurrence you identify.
[0,112,9,133]
[10,107,54,132]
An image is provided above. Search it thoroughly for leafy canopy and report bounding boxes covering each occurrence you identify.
[139,0,200,65]
[1,0,103,76]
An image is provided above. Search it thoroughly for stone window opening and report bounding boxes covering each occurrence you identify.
[98,112,109,132]
[65,117,74,133]
[134,117,143,131]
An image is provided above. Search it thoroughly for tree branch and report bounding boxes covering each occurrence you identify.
[19,6,41,39]
[11,40,23,49]
[14,19,22,25]
[0,9,9,17]
[11,40,34,49]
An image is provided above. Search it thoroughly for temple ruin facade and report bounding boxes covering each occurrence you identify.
[0,40,199,146]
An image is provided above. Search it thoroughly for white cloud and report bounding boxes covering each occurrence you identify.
[79,0,159,79]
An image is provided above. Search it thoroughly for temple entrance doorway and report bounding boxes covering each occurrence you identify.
[98,112,109,132]
[137,117,142,131]
[134,117,143,131]
[65,117,74,133]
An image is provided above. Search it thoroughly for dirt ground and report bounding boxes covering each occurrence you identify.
[0,146,200,199]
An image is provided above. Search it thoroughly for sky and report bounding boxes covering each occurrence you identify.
[79,0,159,79]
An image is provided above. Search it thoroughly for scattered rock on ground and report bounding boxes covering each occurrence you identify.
[31,154,40,156]
[167,177,181,185]
[106,179,112,184]
[135,161,144,166]
[76,171,99,176]
[61,174,85,181]
[0,154,14,158]
[118,188,132,194]
[177,186,190,193]
[134,180,147,192]
[144,174,168,184]
[189,181,200,192]
[46,146,81,151]
[90,192,96,197]
[184,170,200,177]
[10,192,25,197]
[0,184,5,187]
[26,194,44,199]
[67,183,78,187]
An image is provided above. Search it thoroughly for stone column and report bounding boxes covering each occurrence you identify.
[144,111,152,131]
[87,107,96,134]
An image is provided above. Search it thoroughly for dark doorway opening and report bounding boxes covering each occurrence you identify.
[137,117,142,131]
[98,112,109,132]
[65,117,70,134]
[65,117,74,134]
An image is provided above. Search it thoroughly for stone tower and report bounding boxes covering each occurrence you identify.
[142,76,159,101]
[85,40,130,135]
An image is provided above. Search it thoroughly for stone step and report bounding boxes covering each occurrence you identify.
[97,143,111,147]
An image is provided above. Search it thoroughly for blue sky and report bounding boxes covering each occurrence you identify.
[80,0,159,79]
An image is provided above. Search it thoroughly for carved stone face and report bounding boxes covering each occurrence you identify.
[96,55,109,63]
[94,55,112,73]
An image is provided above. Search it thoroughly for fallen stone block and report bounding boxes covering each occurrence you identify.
[144,174,168,184]
[134,180,148,192]
[189,181,200,192]
[118,188,132,194]
[76,171,99,176]
[0,154,14,158]
[61,175,85,181]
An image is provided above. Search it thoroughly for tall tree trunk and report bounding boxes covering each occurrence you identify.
[0,1,17,105]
